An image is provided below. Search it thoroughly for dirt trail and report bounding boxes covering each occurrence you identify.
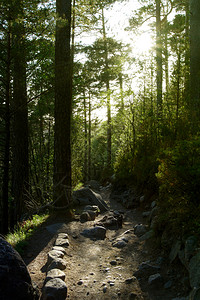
[22,186,183,300]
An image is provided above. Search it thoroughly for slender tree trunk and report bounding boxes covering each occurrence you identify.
[156,0,163,119]
[2,25,11,233]
[29,136,41,200]
[54,0,72,206]
[164,28,169,100]
[46,119,51,200]
[102,7,111,170]
[88,92,91,180]
[190,0,200,129]
[119,73,124,111]
[71,0,76,67]
[150,57,154,143]
[175,48,181,139]
[184,0,190,104]
[12,2,29,222]
[83,90,88,182]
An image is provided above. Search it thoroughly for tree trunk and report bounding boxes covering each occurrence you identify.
[175,48,181,139]
[54,0,72,206]
[156,0,163,119]
[83,90,88,182]
[2,25,11,234]
[88,92,91,180]
[12,2,29,222]
[119,73,124,111]
[190,0,200,128]
[184,0,190,104]
[102,7,111,170]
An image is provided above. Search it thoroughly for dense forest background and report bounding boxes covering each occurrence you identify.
[0,0,200,241]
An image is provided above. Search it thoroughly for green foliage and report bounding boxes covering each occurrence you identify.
[6,214,48,254]
[156,138,200,237]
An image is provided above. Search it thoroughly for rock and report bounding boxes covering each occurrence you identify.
[103,286,107,293]
[140,195,145,203]
[142,211,151,218]
[110,260,117,266]
[57,233,69,239]
[77,280,83,285]
[85,180,101,191]
[164,280,172,289]
[72,187,108,212]
[123,229,134,235]
[86,210,96,220]
[80,211,91,222]
[151,201,156,209]
[47,258,67,272]
[178,249,188,269]
[0,237,39,300]
[169,240,181,263]
[52,246,66,255]
[112,240,127,248]
[148,273,163,287]
[46,269,66,283]
[47,250,64,266]
[149,207,158,221]
[42,278,67,300]
[84,205,99,213]
[112,230,134,248]
[96,212,123,229]
[134,262,160,279]
[189,250,200,288]
[125,277,136,284]
[185,236,197,264]
[129,292,137,299]
[54,236,69,248]
[81,226,106,240]
[139,230,154,241]
[134,224,147,237]
[150,216,159,229]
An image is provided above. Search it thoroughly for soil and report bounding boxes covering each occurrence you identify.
[22,185,188,300]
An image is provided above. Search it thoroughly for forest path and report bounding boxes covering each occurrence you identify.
[22,185,182,300]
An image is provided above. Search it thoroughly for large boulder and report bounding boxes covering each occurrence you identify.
[134,262,160,279]
[81,226,106,240]
[85,180,101,192]
[0,237,39,300]
[134,224,148,237]
[72,187,108,212]
[189,250,200,288]
[96,211,123,229]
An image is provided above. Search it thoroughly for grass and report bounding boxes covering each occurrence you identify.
[73,182,84,191]
[6,213,49,254]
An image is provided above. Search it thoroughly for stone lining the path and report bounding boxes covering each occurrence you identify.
[41,233,69,300]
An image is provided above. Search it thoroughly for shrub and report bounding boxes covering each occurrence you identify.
[156,137,200,237]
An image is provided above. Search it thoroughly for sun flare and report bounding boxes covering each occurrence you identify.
[135,32,154,53]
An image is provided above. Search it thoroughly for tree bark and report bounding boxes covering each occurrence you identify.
[2,23,11,234]
[88,92,91,180]
[102,7,111,170]
[83,90,88,182]
[156,0,163,119]
[54,0,72,206]
[12,2,29,222]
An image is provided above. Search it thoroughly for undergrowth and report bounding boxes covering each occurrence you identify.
[6,213,49,254]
